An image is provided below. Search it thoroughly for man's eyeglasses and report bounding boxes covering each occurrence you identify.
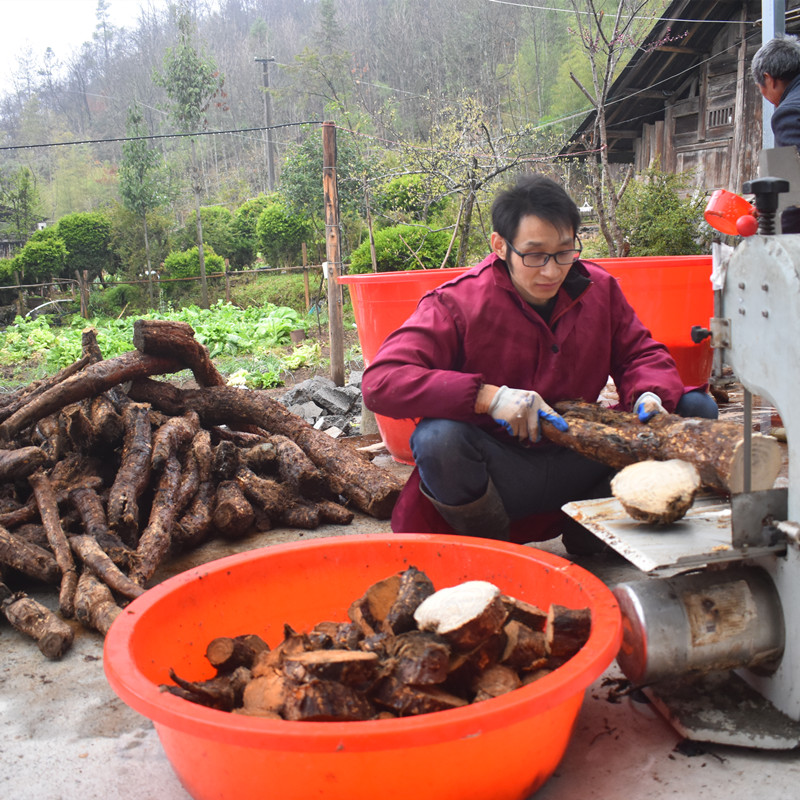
[504,236,582,268]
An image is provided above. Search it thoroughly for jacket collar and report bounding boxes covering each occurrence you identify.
[781,73,800,104]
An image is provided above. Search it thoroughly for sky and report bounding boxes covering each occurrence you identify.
[0,0,158,90]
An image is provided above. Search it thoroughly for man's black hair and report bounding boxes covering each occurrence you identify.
[752,35,800,85]
[491,174,581,243]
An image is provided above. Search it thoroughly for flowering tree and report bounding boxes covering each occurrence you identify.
[568,0,682,255]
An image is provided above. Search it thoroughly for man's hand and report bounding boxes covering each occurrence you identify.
[487,385,568,442]
[633,391,665,423]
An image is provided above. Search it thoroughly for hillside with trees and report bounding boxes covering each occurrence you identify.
[1,0,699,311]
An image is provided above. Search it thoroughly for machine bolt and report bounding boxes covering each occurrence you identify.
[690,325,712,343]
[763,310,770,317]
[739,308,746,315]
[742,177,790,234]
[762,283,770,292]
[738,282,746,289]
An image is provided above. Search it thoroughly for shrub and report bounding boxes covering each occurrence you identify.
[89,283,148,317]
[0,257,16,285]
[13,236,68,281]
[256,201,312,267]
[56,211,116,280]
[173,206,249,268]
[616,165,709,256]
[348,225,457,273]
[233,194,272,266]
[108,202,172,281]
[163,245,225,280]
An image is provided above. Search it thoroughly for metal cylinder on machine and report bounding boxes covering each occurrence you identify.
[613,567,785,685]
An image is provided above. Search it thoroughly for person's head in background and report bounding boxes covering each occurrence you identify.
[752,34,800,106]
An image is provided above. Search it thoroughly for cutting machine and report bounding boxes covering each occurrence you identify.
[563,161,800,749]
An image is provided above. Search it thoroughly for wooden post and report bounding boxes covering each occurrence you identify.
[364,175,378,272]
[14,271,24,317]
[729,7,749,193]
[322,121,345,387]
[302,243,310,311]
[82,270,90,318]
[76,270,89,319]
[224,259,231,303]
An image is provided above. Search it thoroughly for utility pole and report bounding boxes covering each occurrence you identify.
[254,57,276,192]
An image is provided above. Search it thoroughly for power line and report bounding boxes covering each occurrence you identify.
[0,121,323,152]
[487,0,751,24]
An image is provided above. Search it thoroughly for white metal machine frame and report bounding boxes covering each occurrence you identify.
[564,163,800,748]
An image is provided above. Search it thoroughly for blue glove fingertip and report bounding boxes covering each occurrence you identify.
[539,409,569,432]
[637,406,654,423]
[495,418,514,435]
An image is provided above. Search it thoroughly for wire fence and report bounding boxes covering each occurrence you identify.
[0,262,329,321]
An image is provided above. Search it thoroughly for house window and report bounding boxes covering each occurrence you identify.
[708,106,734,128]
[674,113,698,135]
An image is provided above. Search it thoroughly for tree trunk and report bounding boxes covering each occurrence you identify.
[456,172,477,267]
[191,138,209,310]
[143,213,154,308]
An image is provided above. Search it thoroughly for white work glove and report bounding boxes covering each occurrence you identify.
[487,385,568,442]
[633,391,666,423]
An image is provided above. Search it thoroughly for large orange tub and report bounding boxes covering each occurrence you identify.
[339,256,712,464]
[104,533,622,800]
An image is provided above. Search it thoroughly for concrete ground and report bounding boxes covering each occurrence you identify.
[3,450,800,800]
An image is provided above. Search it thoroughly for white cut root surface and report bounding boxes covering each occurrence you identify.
[412,580,510,651]
[414,581,500,634]
[611,459,701,525]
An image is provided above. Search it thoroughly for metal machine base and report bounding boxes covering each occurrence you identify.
[645,671,800,749]
[562,494,785,575]
[563,493,800,748]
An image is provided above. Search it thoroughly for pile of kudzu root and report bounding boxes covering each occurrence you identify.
[0,320,403,660]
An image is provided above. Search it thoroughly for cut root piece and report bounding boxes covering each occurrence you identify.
[611,459,701,524]
[413,580,508,651]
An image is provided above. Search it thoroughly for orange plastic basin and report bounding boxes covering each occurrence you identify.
[104,534,622,800]
[339,269,467,464]
[339,257,712,464]
[595,255,713,388]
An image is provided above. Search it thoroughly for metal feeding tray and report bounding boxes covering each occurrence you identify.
[562,494,785,575]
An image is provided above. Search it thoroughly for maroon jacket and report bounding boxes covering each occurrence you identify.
[361,253,686,537]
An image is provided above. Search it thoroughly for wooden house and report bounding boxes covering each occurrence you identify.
[560,0,800,194]
[0,239,25,260]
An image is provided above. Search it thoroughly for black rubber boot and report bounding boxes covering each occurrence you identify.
[421,480,511,541]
